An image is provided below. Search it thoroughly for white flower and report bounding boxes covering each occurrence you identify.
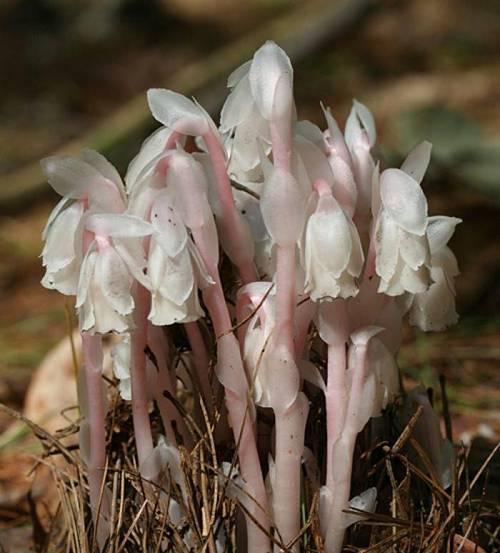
[304,180,364,301]
[111,334,132,400]
[76,213,153,334]
[147,190,210,326]
[374,167,430,295]
[344,100,376,222]
[322,104,358,217]
[41,151,126,295]
[220,40,294,181]
[409,216,461,331]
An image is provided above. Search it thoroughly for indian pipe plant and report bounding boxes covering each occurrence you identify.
[40,41,460,552]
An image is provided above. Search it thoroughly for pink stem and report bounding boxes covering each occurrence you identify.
[81,333,109,548]
[326,344,347,491]
[184,321,212,407]
[325,343,369,553]
[203,129,258,284]
[148,323,191,446]
[131,284,154,468]
[192,226,271,553]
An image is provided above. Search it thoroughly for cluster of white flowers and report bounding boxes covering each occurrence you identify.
[41,41,461,553]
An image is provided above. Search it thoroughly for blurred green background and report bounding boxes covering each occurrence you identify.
[0,0,499,450]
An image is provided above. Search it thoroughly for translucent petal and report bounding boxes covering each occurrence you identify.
[125,127,176,191]
[249,41,293,120]
[96,247,134,316]
[81,149,124,191]
[352,99,376,147]
[113,238,150,289]
[399,229,429,270]
[375,212,400,282]
[260,167,306,245]
[329,155,357,216]
[321,103,351,164]
[295,136,334,189]
[426,216,462,254]
[227,60,251,88]
[76,246,97,308]
[41,155,103,199]
[42,201,83,271]
[307,198,351,278]
[151,193,188,257]
[295,120,325,149]
[147,89,209,136]
[42,197,74,241]
[220,76,254,133]
[380,169,428,235]
[86,213,153,238]
[401,141,432,184]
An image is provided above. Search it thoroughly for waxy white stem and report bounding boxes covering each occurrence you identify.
[81,333,110,550]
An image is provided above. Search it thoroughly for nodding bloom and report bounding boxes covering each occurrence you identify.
[147,188,211,326]
[344,100,376,224]
[41,150,126,295]
[76,213,152,334]
[409,215,461,331]
[304,179,364,301]
[322,105,358,217]
[220,40,294,182]
[374,160,431,296]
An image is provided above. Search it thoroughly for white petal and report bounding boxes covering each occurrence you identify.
[260,167,306,245]
[380,169,428,235]
[398,229,429,270]
[375,211,400,282]
[249,41,293,120]
[81,149,124,191]
[401,141,432,184]
[86,213,153,238]
[220,76,254,133]
[125,127,178,191]
[42,201,83,271]
[76,246,97,308]
[96,247,134,315]
[227,60,251,88]
[147,89,209,136]
[151,193,188,257]
[427,216,461,255]
[353,99,376,147]
[41,155,103,199]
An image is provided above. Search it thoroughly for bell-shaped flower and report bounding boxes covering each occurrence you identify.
[220,40,294,181]
[374,168,430,295]
[41,199,85,295]
[147,89,215,138]
[304,179,364,301]
[41,151,127,295]
[409,215,461,331]
[76,213,153,334]
[322,104,358,217]
[344,100,376,223]
[125,126,186,195]
[147,189,212,326]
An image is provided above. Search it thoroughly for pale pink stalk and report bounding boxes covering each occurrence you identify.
[184,321,212,408]
[148,323,191,446]
[81,332,109,548]
[325,341,370,553]
[202,129,258,284]
[130,283,154,468]
[269,104,306,553]
[192,226,271,553]
[321,301,349,491]
[326,343,347,490]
